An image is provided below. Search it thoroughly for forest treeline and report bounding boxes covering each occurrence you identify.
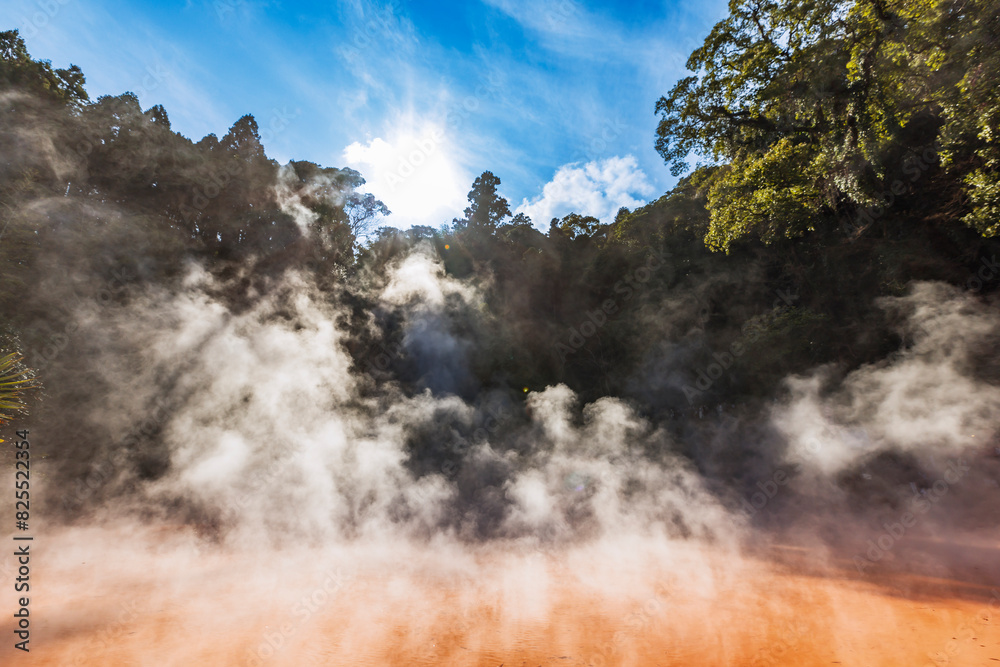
[1,0,999,427]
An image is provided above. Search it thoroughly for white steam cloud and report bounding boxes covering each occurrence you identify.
[777,282,1000,476]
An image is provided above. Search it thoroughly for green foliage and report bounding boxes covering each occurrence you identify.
[610,167,715,247]
[280,160,390,263]
[455,171,511,233]
[963,170,1000,236]
[0,351,38,426]
[221,114,267,160]
[655,0,999,250]
[705,138,823,250]
[2,21,999,426]
[556,213,604,240]
[934,0,1000,236]
[0,30,88,107]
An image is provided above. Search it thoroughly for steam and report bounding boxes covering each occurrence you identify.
[274,163,350,234]
[4,92,1000,664]
[11,203,993,555]
[40,247,745,554]
[777,281,1000,474]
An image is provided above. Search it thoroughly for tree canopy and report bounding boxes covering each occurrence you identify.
[655,0,1000,251]
[0,30,87,107]
[454,171,511,233]
[2,11,998,424]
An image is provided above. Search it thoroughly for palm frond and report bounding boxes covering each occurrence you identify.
[0,351,39,426]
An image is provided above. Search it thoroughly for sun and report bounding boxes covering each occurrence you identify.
[343,124,468,227]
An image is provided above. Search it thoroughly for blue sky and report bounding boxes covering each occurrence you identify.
[6,0,728,229]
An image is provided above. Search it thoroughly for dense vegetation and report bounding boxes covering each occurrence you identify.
[655,0,1000,249]
[0,0,998,496]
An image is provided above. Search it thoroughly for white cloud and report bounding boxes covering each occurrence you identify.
[515,155,655,226]
[342,122,470,229]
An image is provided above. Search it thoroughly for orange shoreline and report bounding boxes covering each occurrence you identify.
[4,528,999,666]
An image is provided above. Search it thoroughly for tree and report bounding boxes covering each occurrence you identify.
[654,0,989,251]
[455,171,511,233]
[510,212,532,227]
[557,213,603,240]
[278,161,388,262]
[935,0,1000,236]
[346,192,390,237]
[221,114,266,161]
[0,30,88,107]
